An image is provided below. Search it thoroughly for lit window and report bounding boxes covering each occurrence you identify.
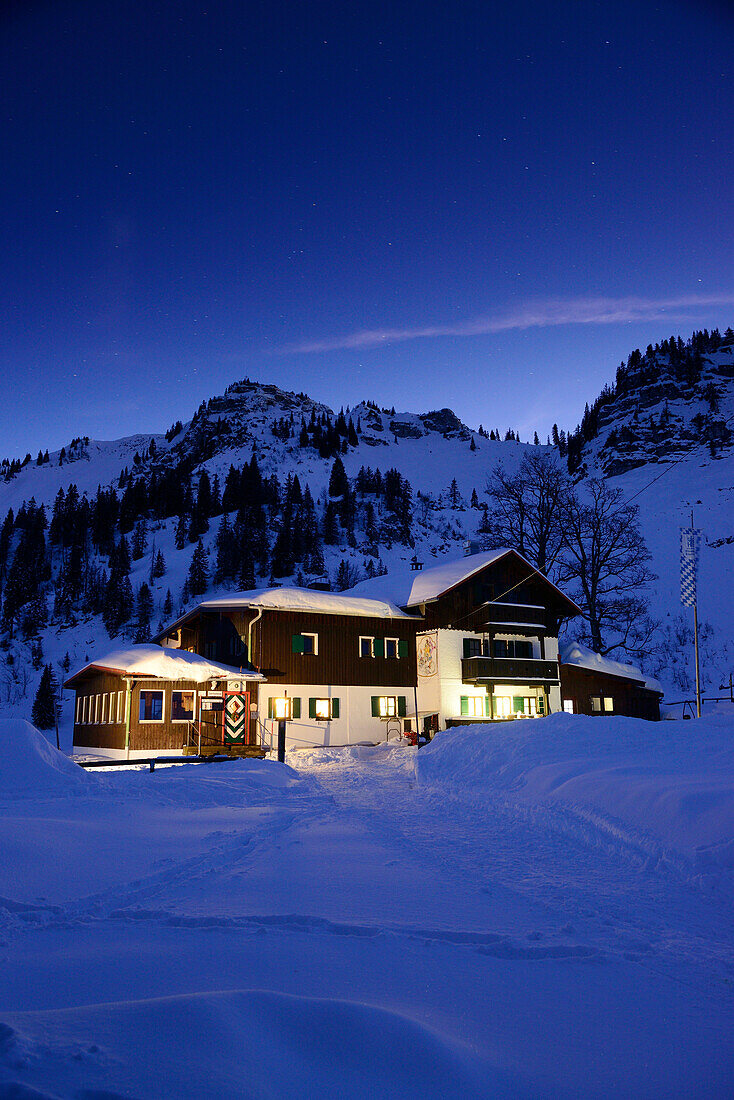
[272,698,291,720]
[563,699,575,714]
[603,697,614,713]
[590,696,602,713]
[172,690,195,722]
[314,698,330,719]
[385,637,399,659]
[139,690,164,722]
[94,695,101,724]
[464,696,484,717]
[359,636,375,657]
[379,696,396,717]
[100,694,107,724]
[117,691,125,724]
[493,696,512,717]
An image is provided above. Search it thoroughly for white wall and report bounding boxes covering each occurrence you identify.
[258,684,417,749]
[419,627,561,727]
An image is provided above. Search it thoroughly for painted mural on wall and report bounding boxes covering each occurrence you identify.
[417,632,438,678]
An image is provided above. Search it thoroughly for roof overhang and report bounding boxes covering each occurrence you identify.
[405,548,582,617]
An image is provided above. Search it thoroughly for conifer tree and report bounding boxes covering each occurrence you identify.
[188,539,209,596]
[174,514,188,550]
[135,583,154,642]
[32,664,58,731]
[328,456,349,498]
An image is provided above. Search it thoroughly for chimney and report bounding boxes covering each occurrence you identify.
[463,540,480,557]
[410,556,423,571]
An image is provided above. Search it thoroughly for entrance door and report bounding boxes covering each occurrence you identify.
[223,691,250,744]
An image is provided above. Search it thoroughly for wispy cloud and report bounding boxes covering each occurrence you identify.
[283,293,734,354]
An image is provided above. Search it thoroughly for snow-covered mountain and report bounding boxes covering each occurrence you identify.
[1,330,733,728]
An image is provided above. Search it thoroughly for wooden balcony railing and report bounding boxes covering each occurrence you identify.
[461,656,559,684]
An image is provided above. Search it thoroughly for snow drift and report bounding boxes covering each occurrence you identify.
[416,714,734,880]
[0,719,88,798]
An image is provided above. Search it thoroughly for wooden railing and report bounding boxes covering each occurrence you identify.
[461,656,559,683]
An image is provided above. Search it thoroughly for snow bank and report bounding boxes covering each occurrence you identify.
[0,988,509,1099]
[66,643,262,686]
[416,714,734,876]
[0,720,88,797]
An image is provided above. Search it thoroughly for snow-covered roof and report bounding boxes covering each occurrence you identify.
[560,641,662,694]
[348,549,581,611]
[65,644,265,687]
[190,586,418,620]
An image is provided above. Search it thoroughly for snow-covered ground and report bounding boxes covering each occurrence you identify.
[1,715,733,1097]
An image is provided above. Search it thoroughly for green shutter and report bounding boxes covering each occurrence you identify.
[292,634,305,653]
[512,696,524,714]
[331,698,340,719]
[397,696,406,718]
[267,698,274,719]
[398,639,409,659]
[537,695,545,714]
[485,695,491,717]
[460,696,469,716]
[291,698,301,719]
[308,698,317,719]
[371,696,380,717]
[374,638,384,658]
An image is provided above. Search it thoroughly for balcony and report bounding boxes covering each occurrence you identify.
[473,602,548,629]
[462,656,559,684]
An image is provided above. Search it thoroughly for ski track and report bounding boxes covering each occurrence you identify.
[5,748,731,1003]
[292,751,734,991]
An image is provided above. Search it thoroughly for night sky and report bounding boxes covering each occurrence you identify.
[2,0,732,457]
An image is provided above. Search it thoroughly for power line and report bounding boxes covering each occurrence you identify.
[620,411,734,506]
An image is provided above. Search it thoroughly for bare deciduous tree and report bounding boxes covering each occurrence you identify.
[557,479,657,656]
[481,452,572,578]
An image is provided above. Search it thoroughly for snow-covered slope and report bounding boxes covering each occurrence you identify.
[1,337,733,726]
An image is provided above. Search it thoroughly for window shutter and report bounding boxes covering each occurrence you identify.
[460,696,469,716]
[371,696,380,717]
[374,638,384,658]
[512,696,524,713]
[485,695,491,717]
[538,695,545,714]
[267,698,274,719]
[462,639,472,659]
[398,639,409,659]
[397,696,406,718]
[292,634,305,654]
[331,698,340,719]
[291,698,301,719]
[308,698,317,719]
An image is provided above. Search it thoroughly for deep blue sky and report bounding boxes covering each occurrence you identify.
[1,0,732,456]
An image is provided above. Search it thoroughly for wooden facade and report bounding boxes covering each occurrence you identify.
[169,607,418,689]
[416,551,577,637]
[559,662,662,721]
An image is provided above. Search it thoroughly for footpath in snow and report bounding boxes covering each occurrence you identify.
[0,715,733,1098]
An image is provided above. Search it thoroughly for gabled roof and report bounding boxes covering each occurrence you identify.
[64,644,265,688]
[560,641,662,694]
[348,549,581,615]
